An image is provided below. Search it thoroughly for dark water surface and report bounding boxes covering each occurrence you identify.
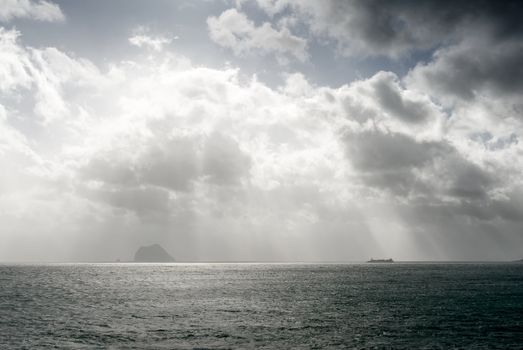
[1,263,522,349]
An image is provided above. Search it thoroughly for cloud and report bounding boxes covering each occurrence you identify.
[0,103,37,164]
[128,26,174,52]
[345,71,444,127]
[83,185,171,217]
[397,7,523,205]
[253,0,523,58]
[207,8,307,62]
[336,69,515,221]
[0,28,32,92]
[82,131,251,196]
[0,0,64,22]
[202,132,251,186]
[129,34,172,52]
[345,130,443,173]
[140,137,200,192]
[0,36,346,260]
[336,71,445,143]
[0,28,104,123]
[342,125,498,202]
[2,19,523,261]
[407,39,523,103]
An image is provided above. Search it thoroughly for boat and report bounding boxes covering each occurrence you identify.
[367,258,394,263]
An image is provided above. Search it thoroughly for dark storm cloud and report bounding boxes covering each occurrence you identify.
[277,0,523,57]
[408,40,523,101]
[343,128,497,201]
[342,124,520,225]
[344,130,444,172]
[443,155,494,200]
[370,72,434,123]
[330,0,523,103]
[339,71,443,126]
[343,130,443,197]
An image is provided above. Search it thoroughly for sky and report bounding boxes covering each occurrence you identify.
[1,0,523,262]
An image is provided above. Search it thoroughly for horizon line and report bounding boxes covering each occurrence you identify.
[1,259,521,264]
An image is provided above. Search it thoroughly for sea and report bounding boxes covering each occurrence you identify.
[0,263,522,349]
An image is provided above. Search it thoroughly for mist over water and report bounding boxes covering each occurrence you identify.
[1,263,522,349]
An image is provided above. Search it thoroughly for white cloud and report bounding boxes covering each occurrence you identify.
[129,34,172,52]
[0,0,64,22]
[0,28,104,123]
[0,28,32,92]
[207,8,307,63]
[129,34,172,51]
[128,26,174,52]
[2,22,523,261]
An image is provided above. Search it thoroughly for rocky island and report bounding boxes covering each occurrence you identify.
[134,244,175,262]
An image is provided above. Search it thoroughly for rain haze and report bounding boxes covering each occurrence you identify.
[1,0,523,263]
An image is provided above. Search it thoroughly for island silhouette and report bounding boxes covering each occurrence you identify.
[134,244,175,262]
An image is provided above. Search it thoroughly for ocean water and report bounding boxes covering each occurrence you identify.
[0,263,522,349]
